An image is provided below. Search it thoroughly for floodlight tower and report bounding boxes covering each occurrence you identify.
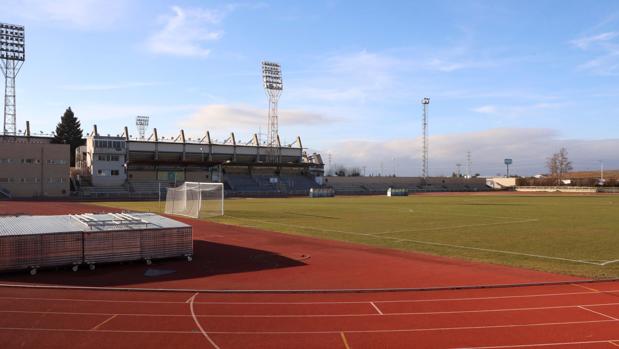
[421,97,430,178]
[136,115,149,140]
[261,61,283,161]
[0,23,25,136]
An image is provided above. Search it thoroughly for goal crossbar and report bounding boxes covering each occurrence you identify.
[164,182,224,218]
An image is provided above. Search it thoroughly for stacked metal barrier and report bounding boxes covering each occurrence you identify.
[0,216,83,272]
[0,213,192,273]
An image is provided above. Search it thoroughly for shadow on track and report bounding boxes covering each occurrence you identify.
[0,240,306,287]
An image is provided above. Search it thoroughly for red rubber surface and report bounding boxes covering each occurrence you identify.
[0,201,618,348]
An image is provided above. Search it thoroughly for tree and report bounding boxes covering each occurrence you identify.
[546,148,572,185]
[52,107,84,166]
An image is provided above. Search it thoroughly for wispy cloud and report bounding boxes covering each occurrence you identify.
[61,82,160,91]
[571,30,619,75]
[4,0,129,30]
[147,6,224,58]
[571,32,618,49]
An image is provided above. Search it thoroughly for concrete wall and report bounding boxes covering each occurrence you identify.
[0,139,70,197]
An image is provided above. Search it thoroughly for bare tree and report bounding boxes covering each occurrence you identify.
[547,148,573,185]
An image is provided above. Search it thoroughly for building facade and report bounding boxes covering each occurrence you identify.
[0,136,70,198]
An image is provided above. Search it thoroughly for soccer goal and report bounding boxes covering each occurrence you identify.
[164,182,224,218]
[387,187,408,196]
[309,187,335,198]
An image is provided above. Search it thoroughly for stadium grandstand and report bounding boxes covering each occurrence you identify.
[74,125,325,199]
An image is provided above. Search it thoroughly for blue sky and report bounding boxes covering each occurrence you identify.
[3,0,619,176]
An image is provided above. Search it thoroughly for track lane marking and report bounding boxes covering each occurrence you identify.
[452,338,619,348]
[0,318,617,334]
[375,219,539,235]
[571,283,599,292]
[609,341,619,347]
[369,302,383,315]
[90,314,118,331]
[578,306,619,321]
[188,293,221,349]
[186,292,199,303]
[340,332,351,349]
[0,288,615,305]
[4,300,619,317]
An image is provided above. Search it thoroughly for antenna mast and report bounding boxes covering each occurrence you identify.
[421,97,430,178]
[0,23,25,136]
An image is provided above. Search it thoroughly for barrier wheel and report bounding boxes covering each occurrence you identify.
[187,256,193,262]
[146,259,152,265]
[89,264,96,271]
[72,265,79,272]
[29,268,37,276]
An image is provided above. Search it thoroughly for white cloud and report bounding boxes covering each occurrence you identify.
[147,6,224,58]
[179,104,335,139]
[471,103,565,117]
[5,0,129,30]
[472,105,498,114]
[323,128,619,176]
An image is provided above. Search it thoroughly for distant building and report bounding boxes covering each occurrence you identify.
[0,135,70,198]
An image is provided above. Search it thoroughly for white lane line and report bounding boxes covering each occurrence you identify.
[5,300,619,318]
[0,318,616,334]
[578,305,619,321]
[186,292,199,303]
[369,302,383,315]
[225,215,604,266]
[453,338,619,348]
[570,283,599,292]
[188,293,221,349]
[0,288,617,305]
[601,260,619,266]
[90,314,118,331]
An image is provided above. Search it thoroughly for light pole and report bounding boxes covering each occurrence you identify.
[504,158,512,177]
[599,160,604,184]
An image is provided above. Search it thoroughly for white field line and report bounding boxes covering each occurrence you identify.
[4,300,619,318]
[601,260,619,266]
[188,293,221,349]
[578,306,619,321]
[1,288,619,305]
[373,219,539,235]
[0,319,615,334]
[225,215,612,266]
[453,339,619,349]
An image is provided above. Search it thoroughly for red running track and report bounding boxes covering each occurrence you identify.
[0,201,618,348]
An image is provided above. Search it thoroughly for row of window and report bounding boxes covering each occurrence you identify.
[94,140,125,149]
[97,154,121,162]
[0,177,66,183]
[96,169,121,176]
[0,158,68,165]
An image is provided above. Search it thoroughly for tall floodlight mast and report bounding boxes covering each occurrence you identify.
[136,115,149,140]
[421,97,430,178]
[261,61,283,162]
[0,23,25,136]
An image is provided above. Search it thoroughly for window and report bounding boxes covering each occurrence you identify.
[111,170,119,176]
[21,158,35,164]
[110,155,119,161]
[0,178,9,183]
[47,159,68,165]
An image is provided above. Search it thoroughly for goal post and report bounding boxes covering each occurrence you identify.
[165,182,224,218]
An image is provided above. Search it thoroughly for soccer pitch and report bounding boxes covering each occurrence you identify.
[97,194,619,278]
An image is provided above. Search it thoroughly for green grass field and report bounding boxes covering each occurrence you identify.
[97,194,619,279]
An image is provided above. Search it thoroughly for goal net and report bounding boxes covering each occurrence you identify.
[164,182,224,218]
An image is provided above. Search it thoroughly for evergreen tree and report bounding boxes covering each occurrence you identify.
[52,107,84,166]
